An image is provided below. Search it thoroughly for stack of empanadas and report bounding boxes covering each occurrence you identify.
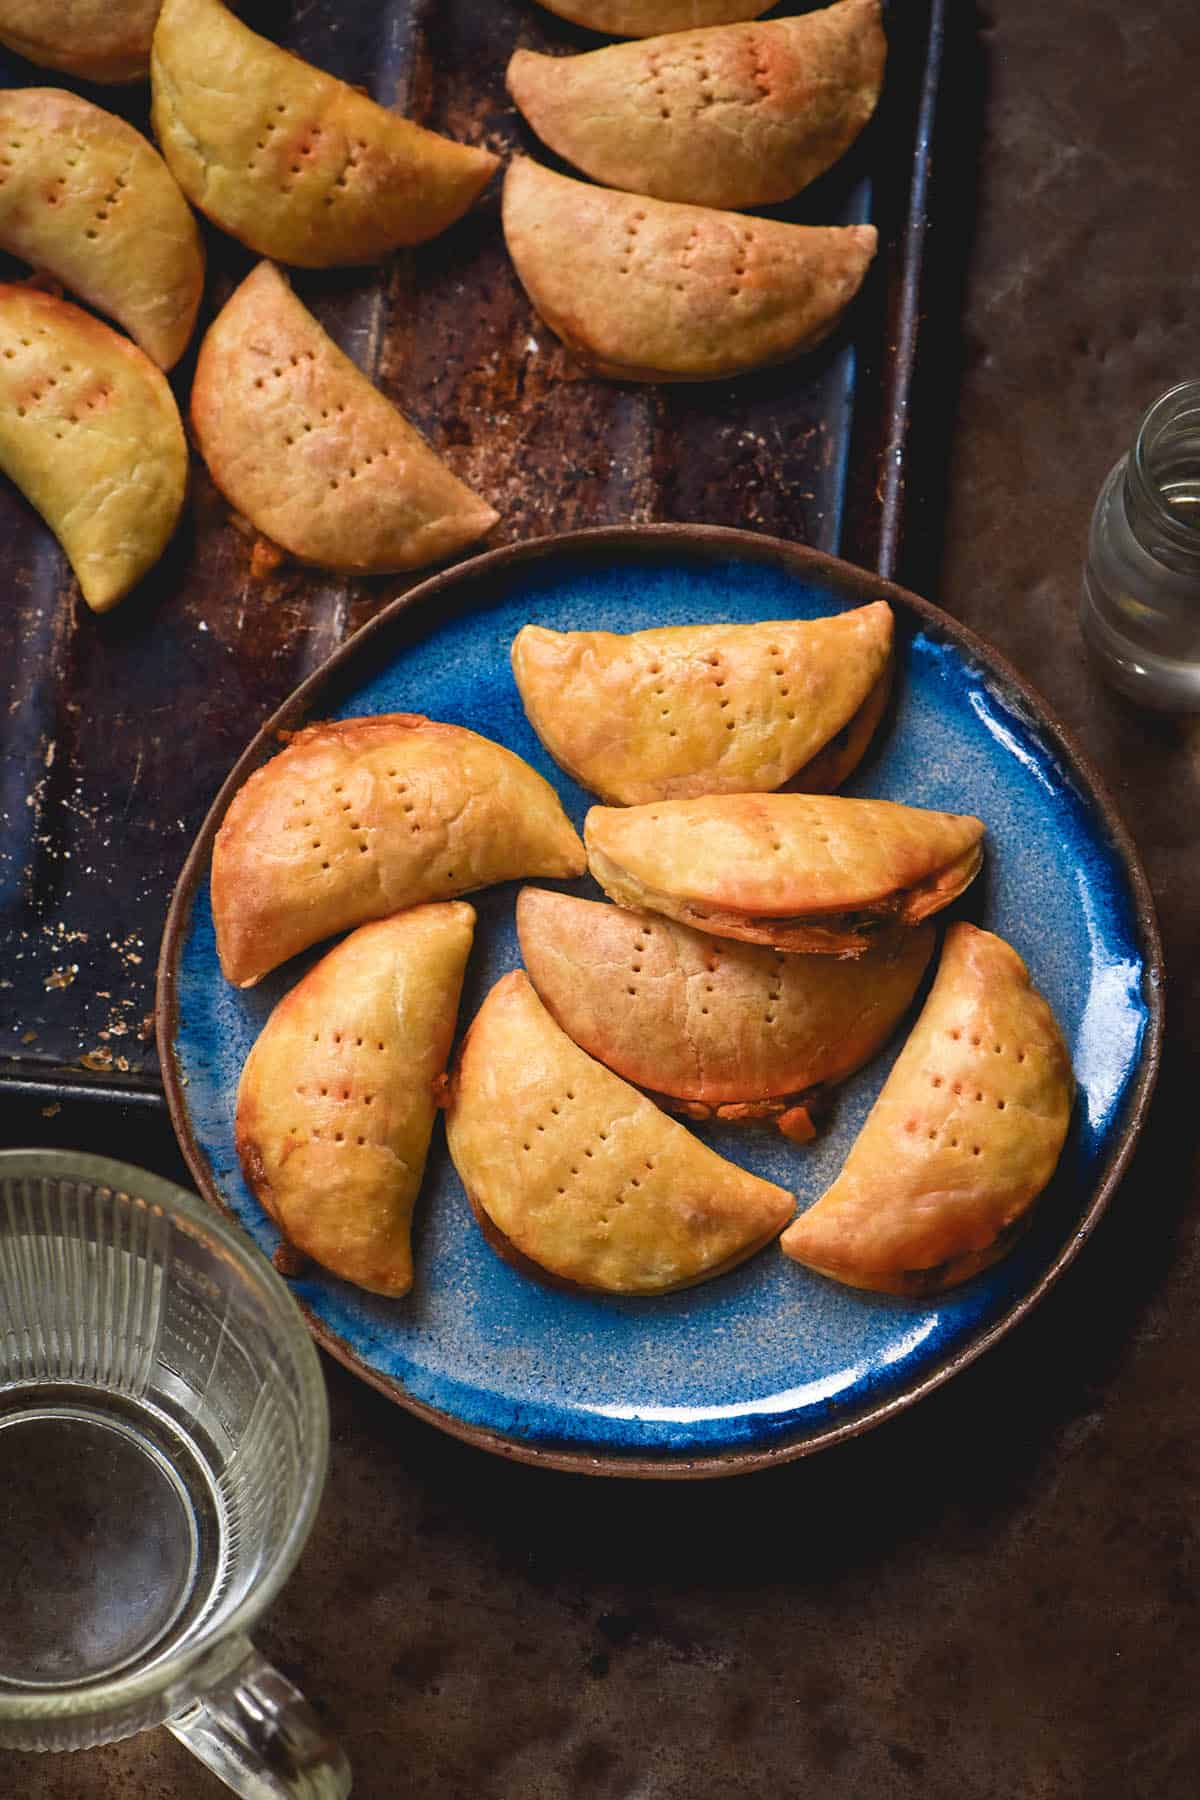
[503,0,886,380]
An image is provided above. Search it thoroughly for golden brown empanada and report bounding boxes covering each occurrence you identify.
[503,158,875,382]
[0,0,160,83]
[780,923,1073,1292]
[511,605,893,804]
[586,794,985,955]
[508,2,885,211]
[236,904,476,1297]
[191,263,497,573]
[444,971,794,1294]
[0,90,204,371]
[0,285,186,612]
[212,713,585,989]
[533,1,772,34]
[518,889,933,1132]
[151,0,498,267]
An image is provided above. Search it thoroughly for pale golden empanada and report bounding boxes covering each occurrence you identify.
[534,1,772,34]
[212,713,585,989]
[586,794,985,955]
[0,90,203,371]
[236,904,475,1297]
[518,889,933,1131]
[509,2,885,211]
[781,923,1074,1292]
[444,971,794,1294]
[512,605,893,804]
[191,263,497,573]
[0,285,186,612]
[151,0,498,267]
[0,0,159,83]
[503,158,876,382]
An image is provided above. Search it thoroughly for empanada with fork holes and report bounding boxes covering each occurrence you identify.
[508,1,886,211]
[191,262,497,573]
[533,1,773,35]
[0,89,204,371]
[780,923,1074,1293]
[0,0,160,84]
[517,888,933,1133]
[236,904,476,1297]
[444,971,794,1295]
[511,604,893,804]
[150,0,498,266]
[502,158,876,382]
[586,793,985,955]
[0,284,186,611]
[212,713,585,989]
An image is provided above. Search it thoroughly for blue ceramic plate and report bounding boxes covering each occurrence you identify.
[159,529,1163,1476]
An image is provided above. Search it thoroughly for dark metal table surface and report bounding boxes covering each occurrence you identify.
[5,0,1200,1794]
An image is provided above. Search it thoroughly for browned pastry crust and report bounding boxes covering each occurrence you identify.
[236,905,475,1297]
[0,88,204,370]
[511,605,893,804]
[151,0,498,265]
[585,794,985,955]
[443,971,794,1295]
[508,2,886,210]
[517,887,934,1116]
[211,714,585,988]
[191,262,497,574]
[0,0,160,83]
[502,157,876,383]
[780,923,1074,1292]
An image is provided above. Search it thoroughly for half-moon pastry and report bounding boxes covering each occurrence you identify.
[533,1,773,34]
[212,713,585,989]
[511,604,893,804]
[0,0,160,83]
[502,158,876,382]
[0,285,186,612]
[151,0,498,266]
[517,889,934,1131]
[508,2,886,211]
[444,971,794,1294]
[191,263,498,573]
[781,923,1073,1292]
[586,794,985,955]
[236,904,476,1298]
[0,90,204,371]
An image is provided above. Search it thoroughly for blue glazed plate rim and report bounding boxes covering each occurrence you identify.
[157,526,1164,1479]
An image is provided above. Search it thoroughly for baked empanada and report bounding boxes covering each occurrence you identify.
[236,904,476,1297]
[0,0,160,83]
[503,158,876,382]
[151,0,498,266]
[444,971,794,1294]
[508,2,885,211]
[511,605,893,804]
[781,924,1074,1292]
[0,90,204,371]
[533,1,772,34]
[0,285,186,612]
[518,888,933,1131]
[586,794,985,955]
[212,713,585,989]
[191,263,497,573]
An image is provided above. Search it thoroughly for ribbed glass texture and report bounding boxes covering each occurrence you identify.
[0,1154,328,1755]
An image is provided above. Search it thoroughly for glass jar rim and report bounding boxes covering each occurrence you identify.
[1128,379,1200,555]
[0,1148,330,1726]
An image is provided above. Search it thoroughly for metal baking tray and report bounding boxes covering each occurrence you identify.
[0,0,946,1118]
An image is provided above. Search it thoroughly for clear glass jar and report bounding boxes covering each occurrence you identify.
[1081,380,1200,709]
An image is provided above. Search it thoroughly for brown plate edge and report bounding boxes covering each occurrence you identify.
[155,523,1166,1481]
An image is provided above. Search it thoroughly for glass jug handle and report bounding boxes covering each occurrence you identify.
[168,1636,351,1799]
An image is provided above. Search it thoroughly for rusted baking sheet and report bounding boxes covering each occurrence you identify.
[0,0,944,1106]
